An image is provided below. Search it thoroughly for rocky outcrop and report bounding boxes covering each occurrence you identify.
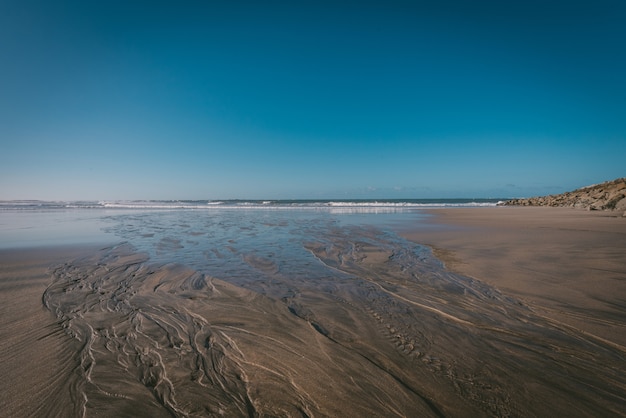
[501,178,626,213]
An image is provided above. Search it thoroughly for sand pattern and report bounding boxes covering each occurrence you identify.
[43,244,444,417]
[41,224,626,417]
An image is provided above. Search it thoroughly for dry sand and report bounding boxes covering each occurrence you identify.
[400,206,626,348]
[1,209,626,417]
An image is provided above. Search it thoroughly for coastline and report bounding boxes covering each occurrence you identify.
[398,206,626,348]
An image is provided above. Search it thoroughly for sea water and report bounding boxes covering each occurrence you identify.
[0,199,454,293]
[100,206,435,298]
[0,199,495,307]
[0,198,497,250]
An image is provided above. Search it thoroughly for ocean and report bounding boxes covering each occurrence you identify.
[0,198,501,210]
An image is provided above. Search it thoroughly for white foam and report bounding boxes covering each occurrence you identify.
[1,199,500,211]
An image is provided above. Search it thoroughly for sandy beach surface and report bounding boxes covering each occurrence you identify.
[399,206,626,348]
[1,207,625,417]
[0,246,103,416]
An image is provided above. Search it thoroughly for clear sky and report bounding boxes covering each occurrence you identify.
[1,0,625,200]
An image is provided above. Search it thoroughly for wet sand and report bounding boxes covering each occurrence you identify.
[0,246,103,416]
[1,209,625,417]
[399,206,626,348]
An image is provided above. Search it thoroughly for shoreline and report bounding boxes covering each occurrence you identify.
[398,206,626,347]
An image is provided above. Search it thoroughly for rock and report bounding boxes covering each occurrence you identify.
[500,177,626,212]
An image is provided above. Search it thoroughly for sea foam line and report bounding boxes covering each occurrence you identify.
[0,200,499,211]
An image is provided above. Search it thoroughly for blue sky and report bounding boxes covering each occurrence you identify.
[1,0,625,200]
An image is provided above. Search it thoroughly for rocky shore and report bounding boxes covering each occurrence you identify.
[501,177,626,214]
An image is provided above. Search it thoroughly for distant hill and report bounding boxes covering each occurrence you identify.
[501,178,626,213]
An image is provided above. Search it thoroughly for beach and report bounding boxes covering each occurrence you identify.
[1,206,625,417]
[400,206,626,348]
[4,0,624,414]
[0,246,101,416]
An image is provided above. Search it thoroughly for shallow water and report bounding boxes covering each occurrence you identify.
[0,208,113,248]
[31,208,626,416]
[100,209,429,296]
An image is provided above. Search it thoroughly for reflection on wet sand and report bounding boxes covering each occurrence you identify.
[43,224,626,417]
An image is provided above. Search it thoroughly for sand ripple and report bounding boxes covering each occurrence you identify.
[42,232,626,417]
